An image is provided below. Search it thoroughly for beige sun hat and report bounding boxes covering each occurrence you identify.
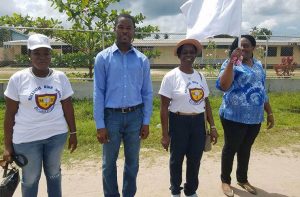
[174,38,202,56]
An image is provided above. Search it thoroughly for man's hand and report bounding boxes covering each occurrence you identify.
[97,128,109,144]
[140,125,149,139]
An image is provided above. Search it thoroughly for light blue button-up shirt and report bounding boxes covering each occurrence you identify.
[93,43,153,129]
[216,58,268,124]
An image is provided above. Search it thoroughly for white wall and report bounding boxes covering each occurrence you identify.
[1,79,300,100]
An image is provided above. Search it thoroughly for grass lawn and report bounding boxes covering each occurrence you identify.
[0,93,300,163]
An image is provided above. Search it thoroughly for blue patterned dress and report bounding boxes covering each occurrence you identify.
[216,58,268,124]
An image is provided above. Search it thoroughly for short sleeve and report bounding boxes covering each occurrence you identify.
[4,75,19,101]
[158,73,173,99]
[216,59,235,92]
[201,74,210,98]
[61,73,74,100]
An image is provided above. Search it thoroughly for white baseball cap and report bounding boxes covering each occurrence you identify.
[27,34,52,50]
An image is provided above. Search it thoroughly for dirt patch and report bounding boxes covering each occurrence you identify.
[9,150,300,197]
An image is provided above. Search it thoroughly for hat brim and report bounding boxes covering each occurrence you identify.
[174,39,202,56]
[29,44,52,50]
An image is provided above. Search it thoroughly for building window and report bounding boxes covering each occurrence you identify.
[280,47,293,56]
[52,45,61,50]
[267,47,277,57]
[62,45,74,54]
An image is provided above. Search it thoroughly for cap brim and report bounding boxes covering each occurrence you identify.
[29,45,52,50]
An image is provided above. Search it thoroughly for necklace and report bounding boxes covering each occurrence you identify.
[30,68,52,78]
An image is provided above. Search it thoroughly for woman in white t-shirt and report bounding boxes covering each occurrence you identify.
[3,34,77,197]
[159,39,218,197]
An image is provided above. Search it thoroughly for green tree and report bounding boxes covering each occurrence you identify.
[48,0,159,78]
[202,40,220,77]
[154,34,160,39]
[213,34,234,38]
[0,13,62,35]
[0,1,160,78]
[250,26,272,40]
[0,28,11,47]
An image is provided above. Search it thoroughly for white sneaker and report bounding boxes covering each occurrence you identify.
[171,194,181,197]
[185,194,198,197]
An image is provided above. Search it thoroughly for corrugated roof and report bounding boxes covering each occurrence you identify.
[3,39,68,46]
[133,38,300,46]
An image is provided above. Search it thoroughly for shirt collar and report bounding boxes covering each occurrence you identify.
[112,43,136,54]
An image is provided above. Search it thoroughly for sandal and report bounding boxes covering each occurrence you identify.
[222,183,234,197]
[237,182,257,195]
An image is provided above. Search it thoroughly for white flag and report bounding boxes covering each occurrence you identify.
[181,0,242,41]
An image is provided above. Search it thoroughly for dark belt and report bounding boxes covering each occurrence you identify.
[106,103,144,113]
[170,111,203,116]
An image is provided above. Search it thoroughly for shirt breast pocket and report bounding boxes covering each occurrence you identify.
[128,60,143,85]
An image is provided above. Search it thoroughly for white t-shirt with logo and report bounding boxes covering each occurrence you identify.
[159,67,209,113]
[4,68,74,144]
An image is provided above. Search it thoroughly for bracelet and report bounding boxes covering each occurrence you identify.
[267,113,273,117]
[69,132,77,135]
[210,126,216,129]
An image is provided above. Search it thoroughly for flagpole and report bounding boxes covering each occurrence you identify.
[238,0,242,48]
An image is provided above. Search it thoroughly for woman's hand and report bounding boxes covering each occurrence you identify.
[210,128,218,145]
[230,48,243,65]
[3,145,14,162]
[161,135,170,151]
[68,134,77,153]
[267,114,275,129]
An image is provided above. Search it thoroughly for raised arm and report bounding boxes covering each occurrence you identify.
[219,48,242,91]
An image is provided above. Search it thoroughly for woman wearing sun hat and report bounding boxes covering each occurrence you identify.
[3,33,77,197]
[159,38,218,197]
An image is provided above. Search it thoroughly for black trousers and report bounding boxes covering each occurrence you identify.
[169,112,205,196]
[220,117,261,184]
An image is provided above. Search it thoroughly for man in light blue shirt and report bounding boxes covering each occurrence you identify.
[93,14,153,197]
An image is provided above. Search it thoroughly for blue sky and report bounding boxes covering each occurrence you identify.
[1,0,300,36]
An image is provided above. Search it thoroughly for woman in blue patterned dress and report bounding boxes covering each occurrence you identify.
[216,35,274,197]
